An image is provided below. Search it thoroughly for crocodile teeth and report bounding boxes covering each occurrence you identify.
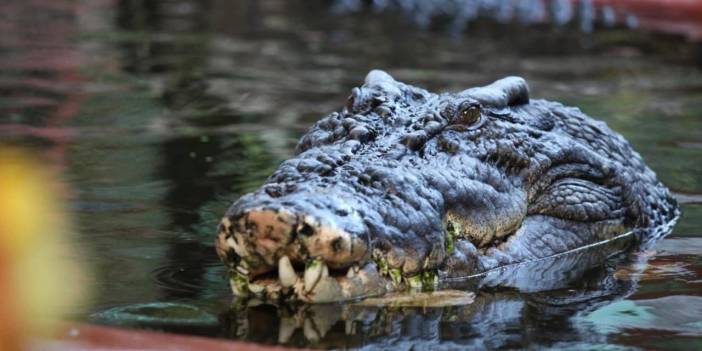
[248,283,264,294]
[226,237,245,257]
[304,259,325,293]
[278,255,297,288]
[236,265,249,275]
[346,264,361,279]
[346,267,356,279]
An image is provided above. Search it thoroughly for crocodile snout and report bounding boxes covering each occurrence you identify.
[215,198,380,302]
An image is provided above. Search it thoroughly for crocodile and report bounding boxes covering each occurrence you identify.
[214,70,679,303]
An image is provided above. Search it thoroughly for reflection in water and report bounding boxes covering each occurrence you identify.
[220,236,648,349]
[1,0,702,349]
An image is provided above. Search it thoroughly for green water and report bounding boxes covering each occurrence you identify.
[1,0,701,349]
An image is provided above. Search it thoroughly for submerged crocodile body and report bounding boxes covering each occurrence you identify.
[215,70,679,303]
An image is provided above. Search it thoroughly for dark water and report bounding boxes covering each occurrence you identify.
[2,0,702,350]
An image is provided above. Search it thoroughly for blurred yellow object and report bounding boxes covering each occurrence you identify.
[0,148,88,351]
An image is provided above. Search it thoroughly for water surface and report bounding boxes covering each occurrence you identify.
[1,1,701,350]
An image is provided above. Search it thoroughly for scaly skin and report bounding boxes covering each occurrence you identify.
[214,70,678,303]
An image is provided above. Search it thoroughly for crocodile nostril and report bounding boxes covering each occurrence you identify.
[298,222,315,236]
[331,237,343,253]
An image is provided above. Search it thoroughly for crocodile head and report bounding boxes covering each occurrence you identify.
[215,70,678,303]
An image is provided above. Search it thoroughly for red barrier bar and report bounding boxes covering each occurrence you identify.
[34,323,302,351]
[593,0,702,40]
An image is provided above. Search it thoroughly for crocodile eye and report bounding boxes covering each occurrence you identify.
[455,102,481,126]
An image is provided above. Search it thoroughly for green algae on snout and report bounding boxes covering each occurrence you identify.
[374,251,438,290]
[389,268,403,285]
[305,258,323,271]
[406,275,423,289]
[421,270,439,289]
[445,221,457,254]
[373,253,403,285]
[406,271,439,290]
[444,214,464,254]
[230,271,249,297]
